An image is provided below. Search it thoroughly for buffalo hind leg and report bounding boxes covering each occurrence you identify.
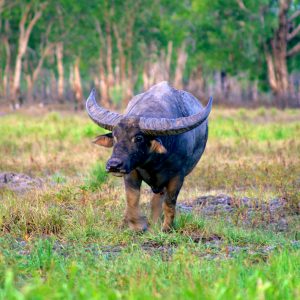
[162,175,183,232]
[151,191,165,224]
[124,170,147,232]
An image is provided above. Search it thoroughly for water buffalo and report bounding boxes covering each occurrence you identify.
[86,81,212,232]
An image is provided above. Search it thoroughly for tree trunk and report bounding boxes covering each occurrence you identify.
[95,19,110,108]
[143,61,150,91]
[174,43,188,89]
[124,16,135,104]
[272,0,290,99]
[25,42,52,104]
[3,35,11,99]
[113,23,126,101]
[56,42,64,102]
[99,55,110,108]
[105,16,114,89]
[165,41,173,81]
[73,58,83,110]
[263,0,291,106]
[252,80,258,102]
[265,48,279,93]
[0,0,4,13]
[11,3,45,108]
[125,58,133,103]
[26,74,33,103]
[143,46,157,89]
[187,65,205,98]
[2,20,12,99]
[12,51,23,106]
[50,71,57,103]
[69,64,74,100]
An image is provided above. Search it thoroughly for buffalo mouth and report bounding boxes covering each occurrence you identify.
[106,158,130,176]
[106,169,128,177]
[110,171,126,177]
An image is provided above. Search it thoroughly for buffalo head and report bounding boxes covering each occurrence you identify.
[86,89,212,176]
[92,117,167,176]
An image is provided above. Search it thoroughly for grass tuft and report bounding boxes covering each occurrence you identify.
[82,162,108,191]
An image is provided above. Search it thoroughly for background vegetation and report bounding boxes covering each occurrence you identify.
[0,0,300,108]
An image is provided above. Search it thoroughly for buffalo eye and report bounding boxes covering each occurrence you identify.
[133,135,144,143]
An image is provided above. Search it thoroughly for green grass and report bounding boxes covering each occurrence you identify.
[0,107,299,299]
[0,239,299,299]
[82,162,108,191]
[210,115,299,140]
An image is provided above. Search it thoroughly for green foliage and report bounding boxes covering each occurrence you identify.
[188,0,299,89]
[0,241,299,299]
[1,0,299,99]
[83,163,108,191]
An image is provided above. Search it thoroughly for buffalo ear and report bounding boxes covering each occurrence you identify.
[150,139,167,154]
[92,133,113,148]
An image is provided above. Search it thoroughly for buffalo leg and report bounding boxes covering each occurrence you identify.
[151,191,165,224]
[162,175,183,232]
[124,170,147,232]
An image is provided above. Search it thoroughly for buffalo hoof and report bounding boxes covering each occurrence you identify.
[123,216,148,233]
[162,224,173,233]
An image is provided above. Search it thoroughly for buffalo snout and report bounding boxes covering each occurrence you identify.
[106,157,127,175]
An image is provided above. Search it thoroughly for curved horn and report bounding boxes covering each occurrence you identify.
[139,96,213,136]
[86,89,122,131]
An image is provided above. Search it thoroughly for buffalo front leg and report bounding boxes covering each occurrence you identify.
[162,175,183,232]
[151,191,165,224]
[124,170,147,232]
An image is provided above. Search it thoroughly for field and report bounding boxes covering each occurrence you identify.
[0,107,299,299]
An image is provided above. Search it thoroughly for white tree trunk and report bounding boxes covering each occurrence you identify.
[73,58,83,110]
[165,41,173,81]
[3,35,11,98]
[56,42,64,101]
[11,3,45,107]
[174,43,188,89]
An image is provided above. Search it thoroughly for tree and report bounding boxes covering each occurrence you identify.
[190,0,300,104]
[11,1,47,107]
[0,0,299,108]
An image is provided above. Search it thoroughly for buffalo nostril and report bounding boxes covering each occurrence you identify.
[106,158,123,171]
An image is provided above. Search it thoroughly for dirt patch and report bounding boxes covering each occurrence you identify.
[188,233,222,244]
[178,194,293,231]
[185,194,287,214]
[0,172,43,194]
